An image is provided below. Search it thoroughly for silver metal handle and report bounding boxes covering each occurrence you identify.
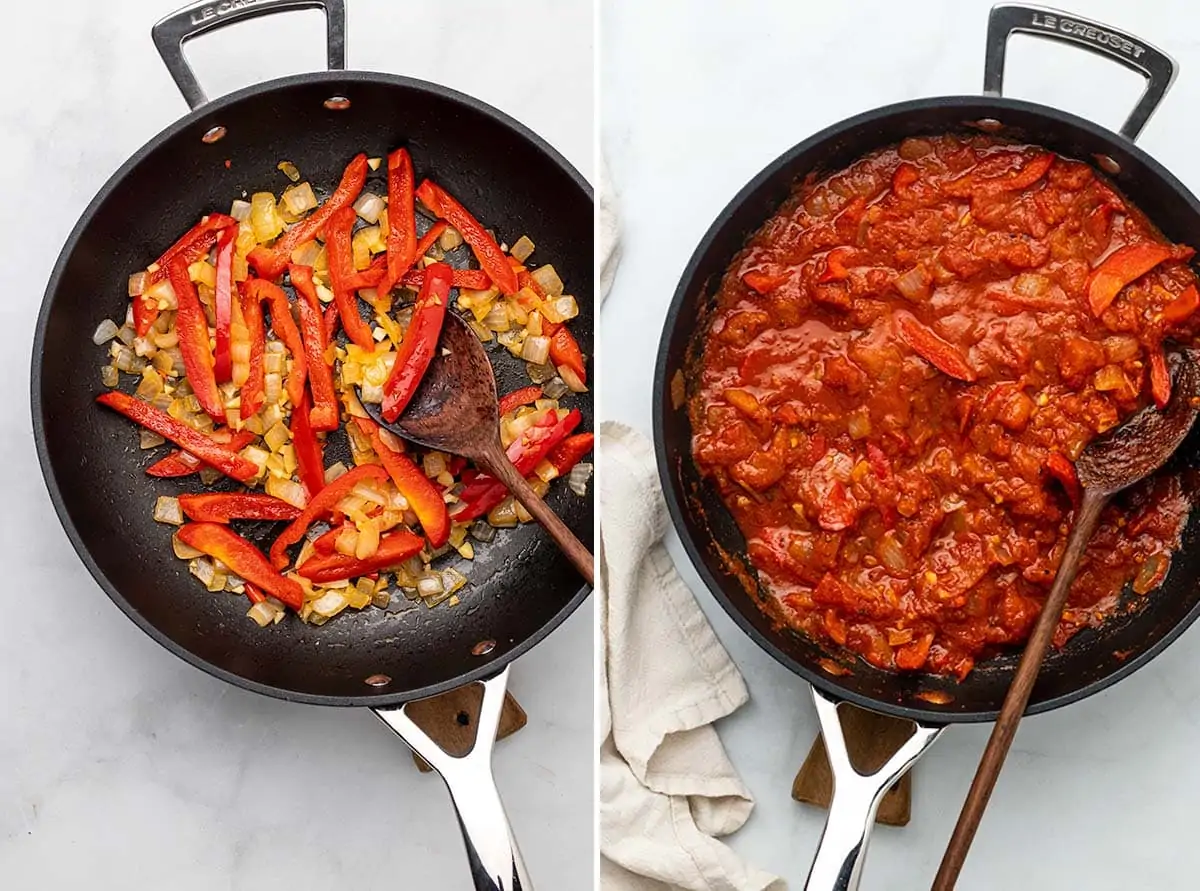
[983,3,1176,141]
[152,0,347,109]
[372,667,531,891]
[803,686,943,891]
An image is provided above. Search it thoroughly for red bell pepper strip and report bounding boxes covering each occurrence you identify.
[1087,243,1173,317]
[866,442,893,482]
[243,581,268,605]
[297,529,425,583]
[453,409,582,522]
[312,524,345,555]
[135,213,239,335]
[1046,451,1080,507]
[1160,284,1200,325]
[400,267,492,290]
[96,391,258,482]
[741,270,789,294]
[147,429,257,477]
[325,205,379,350]
[239,283,266,420]
[547,432,594,475]
[893,310,977,382]
[381,262,453,422]
[415,179,518,295]
[213,226,236,382]
[1149,343,1172,409]
[498,385,544,417]
[247,153,369,280]
[892,162,919,194]
[178,522,304,610]
[818,247,855,283]
[270,464,389,569]
[291,391,327,499]
[167,255,226,422]
[242,279,308,409]
[179,492,301,523]
[412,221,448,265]
[323,301,339,343]
[354,417,451,547]
[345,254,387,291]
[549,327,587,384]
[376,148,419,299]
[289,265,340,431]
[944,151,1054,197]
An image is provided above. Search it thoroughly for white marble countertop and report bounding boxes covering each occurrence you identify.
[602,1,1200,888]
[1,1,593,888]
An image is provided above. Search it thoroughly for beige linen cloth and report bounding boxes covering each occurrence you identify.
[599,159,785,891]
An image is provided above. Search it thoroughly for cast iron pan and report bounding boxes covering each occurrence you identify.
[653,5,1200,889]
[31,2,592,889]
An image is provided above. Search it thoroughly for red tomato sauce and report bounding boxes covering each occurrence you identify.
[690,134,1198,679]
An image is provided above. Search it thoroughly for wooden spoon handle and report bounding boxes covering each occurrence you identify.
[931,487,1109,890]
[483,448,594,587]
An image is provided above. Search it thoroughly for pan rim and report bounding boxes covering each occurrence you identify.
[32,69,593,708]
[653,93,1200,725]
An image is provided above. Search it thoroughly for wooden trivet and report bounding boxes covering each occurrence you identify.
[793,703,915,826]
[405,683,528,772]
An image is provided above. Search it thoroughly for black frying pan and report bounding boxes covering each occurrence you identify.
[653,5,1200,889]
[31,2,592,889]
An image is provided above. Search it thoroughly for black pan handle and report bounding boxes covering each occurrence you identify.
[371,667,532,891]
[152,0,347,110]
[983,3,1176,141]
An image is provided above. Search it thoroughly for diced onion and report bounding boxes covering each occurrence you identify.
[487,498,519,528]
[1103,336,1140,363]
[423,452,447,478]
[521,335,551,365]
[367,157,383,171]
[542,295,579,323]
[145,277,177,311]
[283,182,318,215]
[482,302,511,332]
[530,265,564,297]
[277,160,301,182]
[894,265,932,302]
[189,556,215,585]
[153,496,183,525]
[264,422,290,452]
[557,364,588,393]
[1133,553,1170,595]
[416,574,444,597]
[247,602,278,627]
[312,590,349,618]
[250,192,284,243]
[353,192,385,224]
[438,227,463,251]
[1094,365,1127,391]
[140,430,165,450]
[511,235,535,262]
[325,461,348,483]
[567,462,593,496]
[93,319,120,344]
[266,476,309,509]
[128,273,147,298]
[172,533,204,559]
[100,365,119,388]
[264,372,283,404]
[230,199,252,221]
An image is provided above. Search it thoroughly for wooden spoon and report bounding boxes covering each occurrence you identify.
[360,311,594,586]
[932,349,1200,890]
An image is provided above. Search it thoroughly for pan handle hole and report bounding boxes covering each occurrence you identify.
[202,126,227,144]
[471,639,496,656]
[456,711,471,727]
[365,673,392,687]
[324,96,351,111]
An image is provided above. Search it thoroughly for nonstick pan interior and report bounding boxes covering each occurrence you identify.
[655,96,1200,724]
[34,72,593,706]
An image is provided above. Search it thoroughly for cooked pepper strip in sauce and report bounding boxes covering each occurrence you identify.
[691,134,1198,679]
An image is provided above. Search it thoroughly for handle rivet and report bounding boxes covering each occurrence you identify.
[324,96,351,111]
[1094,153,1122,176]
[970,118,1003,133]
[201,125,228,144]
[472,639,497,656]
[365,673,392,687]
